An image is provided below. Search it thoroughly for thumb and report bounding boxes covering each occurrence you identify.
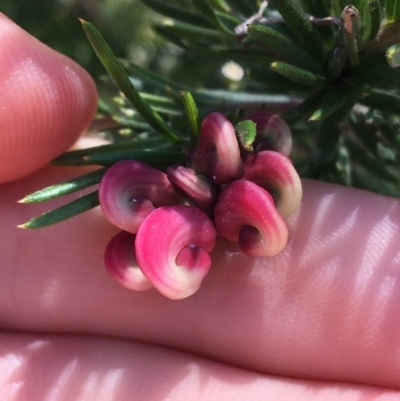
[0,13,98,184]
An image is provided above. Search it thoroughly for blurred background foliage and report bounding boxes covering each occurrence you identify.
[0,0,224,86]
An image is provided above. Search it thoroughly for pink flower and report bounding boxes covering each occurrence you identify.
[243,150,302,218]
[135,205,217,300]
[195,112,243,183]
[104,231,152,291]
[214,180,288,257]
[167,164,220,216]
[99,160,179,233]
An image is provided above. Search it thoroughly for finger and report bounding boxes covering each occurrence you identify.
[0,13,97,184]
[1,331,399,401]
[2,168,400,389]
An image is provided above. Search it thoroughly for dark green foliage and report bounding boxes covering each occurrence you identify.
[20,0,400,227]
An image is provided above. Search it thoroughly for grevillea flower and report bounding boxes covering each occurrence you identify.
[135,205,217,300]
[214,180,288,257]
[167,164,220,216]
[244,112,292,156]
[243,150,302,218]
[104,230,152,291]
[99,160,179,233]
[195,112,244,184]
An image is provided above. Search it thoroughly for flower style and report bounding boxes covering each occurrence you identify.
[135,205,217,300]
[167,164,220,216]
[243,150,302,218]
[195,112,244,183]
[243,112,292,156]
[214,180,288,257]
[104,230,152,291]
[99,160,180,233]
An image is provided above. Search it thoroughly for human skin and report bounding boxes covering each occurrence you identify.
[1,12,400,400]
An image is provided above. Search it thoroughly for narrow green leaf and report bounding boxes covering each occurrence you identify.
[268,0,326,60]
[225,0,256,16]
[52,138,170,166]
[20,168,107,204]
[368,0,381,43]
[247,66,313,92]
[138,0,212,28]
[309,85,349,121]
[210,0,231,13]
[281,88,327,123]
[360,89,400,115]
[386,0,400,22]
[235,120,257,151]
[153,25,187,49]
[84,148,186,167]
[155,21,221,42]
[20,191,100,229]
[192,0,234,35]
[181,91,200,148]
[122,60,212,104]
[270,61,325,88]
[341,5,360,66]
[386,43,400,67]
[248,24,322,73]
[81,20,182,143]
[192,44,274,64]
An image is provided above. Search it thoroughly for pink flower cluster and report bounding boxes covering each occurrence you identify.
[99,112,302,300]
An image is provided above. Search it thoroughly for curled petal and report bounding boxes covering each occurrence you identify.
[195,112,243,183]
[214,180,288,257]
[167,165,220,216]
[244,112,292,156]
[243,150,302,218]
[99,160,179,233]
[135,205,217,300]
[104,231,152,291]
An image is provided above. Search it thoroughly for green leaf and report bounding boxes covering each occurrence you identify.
[281,88,326,123]
[270,61,325,88]
[386,0,400,22]
[360,89,400,115]
[235,120,257,151]
[138,0,212,28]
[225,0,256,16]
[20,168,107,204]
[81,20,182,143]
[52,138,170,166]
[268,0,326,60]
[309,85,350,121]
[84,148,186,168]
[368,0,381,43]
[341,5,360,66]
[155,20,221,42]
[122,60,212,104]
[181,91,200,148]
[192,0,235,35]
[386,43,400,67]
[20,191,100,229]
[248,24,322,73]
[247,66,313,92]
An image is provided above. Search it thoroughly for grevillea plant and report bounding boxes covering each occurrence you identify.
[19,0,400,298]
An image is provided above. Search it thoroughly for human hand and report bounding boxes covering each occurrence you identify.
[1,13,400,400]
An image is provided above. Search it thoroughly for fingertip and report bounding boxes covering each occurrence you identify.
[0,13,98,183]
